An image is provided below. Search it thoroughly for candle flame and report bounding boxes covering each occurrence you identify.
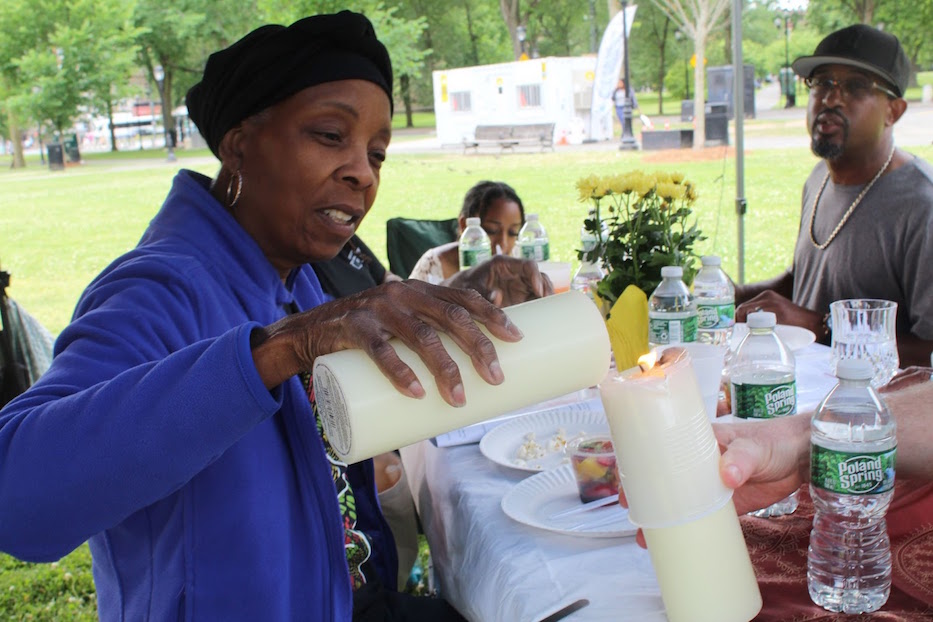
[637,351,657,372]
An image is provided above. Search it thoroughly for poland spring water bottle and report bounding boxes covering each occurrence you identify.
[808,357,895,614]
[729,310,798,516]
[517,213,550,261]
[458,217,491,270]
[694,255,735,346]
[647,266,697,347]
[571,220,605,303]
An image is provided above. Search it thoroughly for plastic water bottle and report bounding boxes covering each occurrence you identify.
[647,266,697,347]
[571,221,605,303]
[458,217,491,270]
[729,310,798,516]
[693,256,735,346]
[517,214,550,262]
[808,358,895,614]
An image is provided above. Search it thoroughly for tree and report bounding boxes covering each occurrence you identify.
[133,0,260,153]
[651,0,731,148]
[0,0,146,163]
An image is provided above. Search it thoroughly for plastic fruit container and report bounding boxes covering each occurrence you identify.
[568,436,621,503]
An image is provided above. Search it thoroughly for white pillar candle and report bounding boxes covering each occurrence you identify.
[599,353,761,622]
[314,291,610,464]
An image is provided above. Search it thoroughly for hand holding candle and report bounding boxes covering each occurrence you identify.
[599,349,762,622]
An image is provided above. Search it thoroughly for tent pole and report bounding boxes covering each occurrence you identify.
[732,0,747,284]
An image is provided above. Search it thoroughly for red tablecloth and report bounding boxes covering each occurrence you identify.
[744,481,933,621]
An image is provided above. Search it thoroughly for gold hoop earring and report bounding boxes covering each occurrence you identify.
[226,170,243,209]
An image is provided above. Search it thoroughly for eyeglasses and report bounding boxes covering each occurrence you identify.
[804,76,899,101]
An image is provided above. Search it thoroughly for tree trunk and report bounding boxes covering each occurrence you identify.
[401,74,414,128]
[499,0,522,59]
[160,72,177,150]
[107,98,118,152]
[464,0,480,65]
[8,112,25,169]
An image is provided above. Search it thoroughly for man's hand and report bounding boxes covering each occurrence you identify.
[735,290,824,339]
[442,255,554,308]
[620,414,811,549]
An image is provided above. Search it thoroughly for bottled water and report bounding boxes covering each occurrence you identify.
[517,214,550,262]
[808,358,895,614]
[693,256,735,346]
[647,266,697,347]
[458,217,491,270]
[571,221,605,303]
[729,311,798,516]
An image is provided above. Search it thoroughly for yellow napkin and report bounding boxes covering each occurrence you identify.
[605,284,649,370]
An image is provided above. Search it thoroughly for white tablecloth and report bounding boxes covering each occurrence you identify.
[401,344,837,622]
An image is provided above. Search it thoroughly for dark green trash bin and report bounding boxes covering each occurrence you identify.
[47,143,65,171]
[63,133,81,163]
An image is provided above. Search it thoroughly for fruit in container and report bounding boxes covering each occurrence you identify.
[569,436,621,503]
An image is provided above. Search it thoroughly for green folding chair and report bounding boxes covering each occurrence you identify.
[386,217,459,279]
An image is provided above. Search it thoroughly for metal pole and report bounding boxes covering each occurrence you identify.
[733,0,746,283]
[619,0,638,150]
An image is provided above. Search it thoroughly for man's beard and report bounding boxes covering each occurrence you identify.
[810,109,848,161]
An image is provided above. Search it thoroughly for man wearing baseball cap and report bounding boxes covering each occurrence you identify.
[736,24,933,367]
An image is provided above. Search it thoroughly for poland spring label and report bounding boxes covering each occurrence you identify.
[733,380,796,419]
[811,445,896,495]
[697,303,735,330]
[648,315,698,344]
[460,248,491,268]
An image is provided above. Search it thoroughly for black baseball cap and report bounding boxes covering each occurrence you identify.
[791,24,909,97]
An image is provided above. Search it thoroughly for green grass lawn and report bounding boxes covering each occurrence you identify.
[2,141,933,619]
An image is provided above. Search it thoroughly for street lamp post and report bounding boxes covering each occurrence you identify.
[775,14,795,108]
[516,25,527,60]
[153,65,176,162]
[619,0,638,150]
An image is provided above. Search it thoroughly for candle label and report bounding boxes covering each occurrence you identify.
[313,364,352,455]
[811,445,896,495]
[648,315,698,344]
[732,378,796,419]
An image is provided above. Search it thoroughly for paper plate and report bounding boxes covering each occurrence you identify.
[731,323,816,352]
[501,464,637,538]
[479,408,609,473]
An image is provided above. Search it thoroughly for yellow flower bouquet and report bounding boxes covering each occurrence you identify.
[576,170,704,308]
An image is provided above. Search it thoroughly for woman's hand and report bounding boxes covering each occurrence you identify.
[442,255,554,308]
[250,279,523,406]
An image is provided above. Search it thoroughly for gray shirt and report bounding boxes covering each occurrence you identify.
[793,155,933,339]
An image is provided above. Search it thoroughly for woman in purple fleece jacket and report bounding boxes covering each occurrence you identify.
[0,11,549,622]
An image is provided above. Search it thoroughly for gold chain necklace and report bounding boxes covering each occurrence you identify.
[808,145,896,250]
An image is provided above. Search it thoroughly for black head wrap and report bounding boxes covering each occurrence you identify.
[186,11,393,158]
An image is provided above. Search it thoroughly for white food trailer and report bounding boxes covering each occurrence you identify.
[432,55,612,148]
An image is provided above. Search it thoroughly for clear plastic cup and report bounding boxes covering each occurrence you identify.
[568,436,620,504]
[538,261,572,294]
[657,343,727,420]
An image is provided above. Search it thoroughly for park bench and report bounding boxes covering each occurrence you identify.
[463,123,556,154]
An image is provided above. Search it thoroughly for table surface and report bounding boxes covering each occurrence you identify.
[400,343,840,622]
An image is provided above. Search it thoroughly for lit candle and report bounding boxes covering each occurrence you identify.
[314,291,611,463]
[599,350,762,622]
